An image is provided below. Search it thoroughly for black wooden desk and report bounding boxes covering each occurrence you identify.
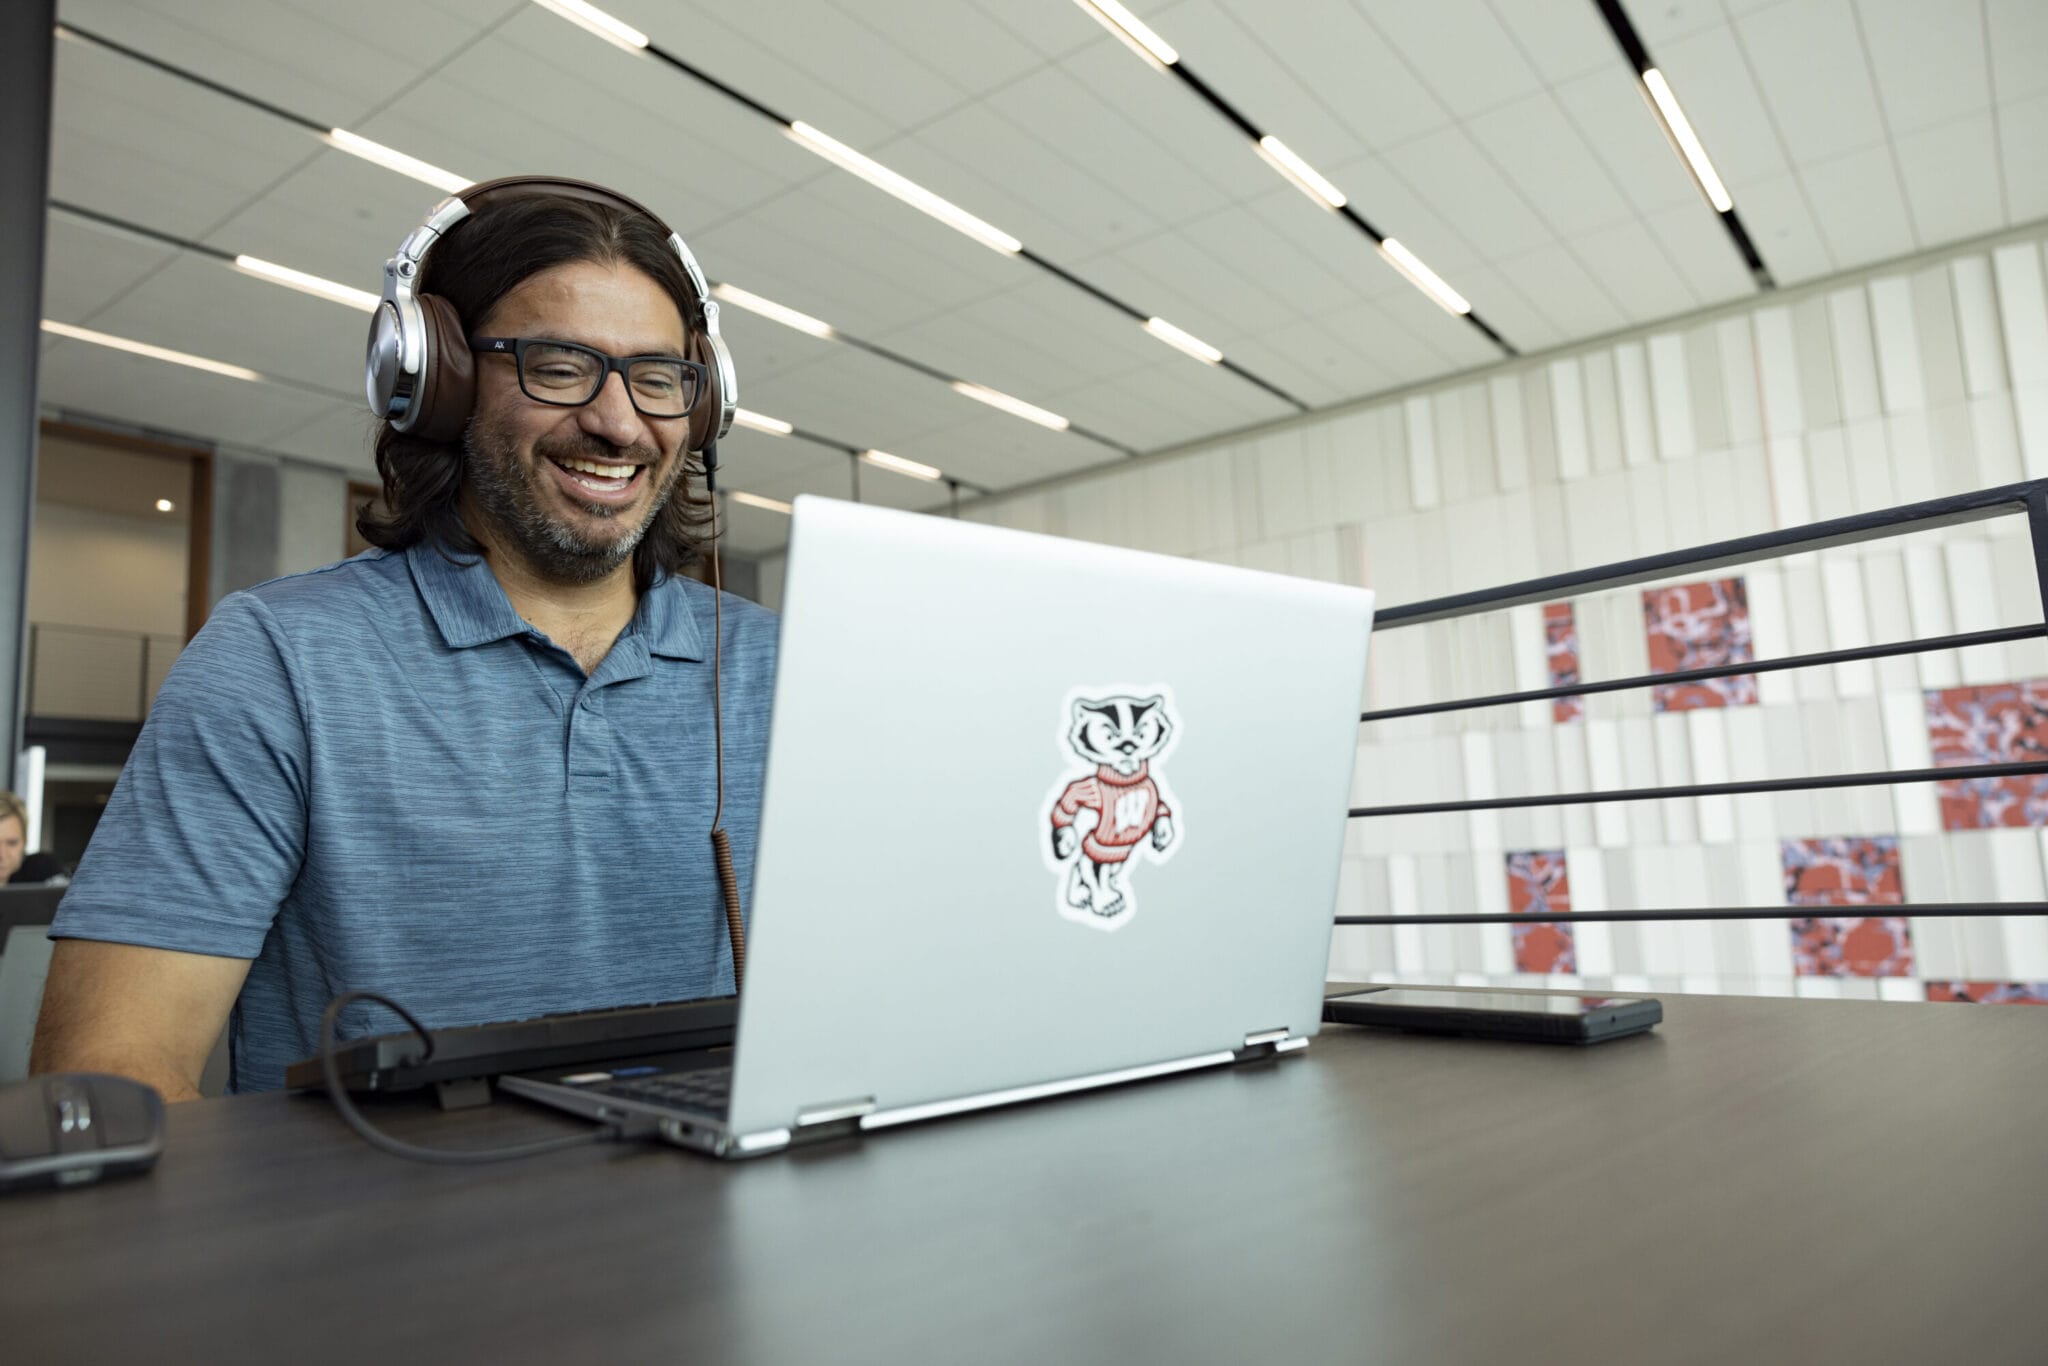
[4,991,2043,1364]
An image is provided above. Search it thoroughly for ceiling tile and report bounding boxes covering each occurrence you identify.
[1359,0,1546,122]
[1892,111,2007,247]
[1732,0,1889,164]
[1986,0,2048,103]
[1379,125,1559,262]
[1727,173,1838,283]
[1486,0,1619,83]
[1853,0,1991,133]
[1465,91,1638,238]
[2000,91,2048,224]
[40,211,180,324]
[1801,143,1918,268]
[1571,221,1702,323]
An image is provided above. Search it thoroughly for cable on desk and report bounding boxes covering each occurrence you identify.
[320,991,659,1165]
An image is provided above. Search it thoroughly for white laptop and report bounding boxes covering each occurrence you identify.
[501,496,1375,1157]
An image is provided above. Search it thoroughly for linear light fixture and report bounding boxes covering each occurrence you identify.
[733,407,795,436]
[531,0,648,52]
[1377,239,1470,316]
[1074,0,1178,74]
[323,128,469,194]
[232,255,379,312]
[41,320,265,382]
[712,283,836,340]
[1255,135,1346,211]
[1142,316,1223,366]
[1640,68,1733,213]
[949,381,1070,431]
[861,449,943,481]
[728,490,793,515]
[785,122,1023,256]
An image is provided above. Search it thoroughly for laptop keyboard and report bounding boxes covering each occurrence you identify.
[593,1066,733,1115]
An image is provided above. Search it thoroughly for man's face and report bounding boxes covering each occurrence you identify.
[463,258,692,585]
[0,815,23,882]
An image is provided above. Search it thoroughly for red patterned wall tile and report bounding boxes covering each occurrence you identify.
[1923,679,2048,829]
[1543,603,1584,723]
[1505,849,1575,973]
[1642,577,1758,712]
[1925,981,2048,1004]
[1782,836,1914,976]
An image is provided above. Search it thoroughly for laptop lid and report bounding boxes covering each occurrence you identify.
[725,497,1374,1142]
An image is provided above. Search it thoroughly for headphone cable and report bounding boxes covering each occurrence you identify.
[702,441,747,990]
[319,991,657,1164]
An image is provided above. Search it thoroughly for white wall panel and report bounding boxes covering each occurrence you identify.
[1867,276,1927,415]
[1753,305,1804,434]
[1615,342,1656,468]
[1403,394,1439,509]
[1951,254,2008,399]
[1825,287,1881,421]
[1548,357,1590,479]
[1647,332,1696,462]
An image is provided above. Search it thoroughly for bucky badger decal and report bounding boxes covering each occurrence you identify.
[1043,687,1184,930]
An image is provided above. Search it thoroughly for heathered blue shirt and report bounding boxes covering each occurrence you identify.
[50,542,777,1093]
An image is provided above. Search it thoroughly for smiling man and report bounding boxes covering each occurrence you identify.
[32,185,776,1096]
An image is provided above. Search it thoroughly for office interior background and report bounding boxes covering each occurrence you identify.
[11,0,2048,1004]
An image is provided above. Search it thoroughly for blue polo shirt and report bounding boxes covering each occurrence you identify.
[50,542,778,1092]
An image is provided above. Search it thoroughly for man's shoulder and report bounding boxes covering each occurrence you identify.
[662,575,778,665]
[236,548,414,618]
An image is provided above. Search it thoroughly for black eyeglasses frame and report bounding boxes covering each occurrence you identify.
[468,335,707,420]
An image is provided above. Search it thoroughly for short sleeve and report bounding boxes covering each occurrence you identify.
[50,592,311,959]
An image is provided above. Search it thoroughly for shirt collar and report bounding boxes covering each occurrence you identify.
[407,541,707,661]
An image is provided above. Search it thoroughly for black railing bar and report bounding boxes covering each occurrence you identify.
[1376,481,2040,628]
[1348,759,2048,818]
[1359,623,2048,722]
[1334,902,2047,926]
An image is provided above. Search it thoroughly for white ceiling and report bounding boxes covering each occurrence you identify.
[32,0,2043,556]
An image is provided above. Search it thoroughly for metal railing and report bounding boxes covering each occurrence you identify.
[24,622,183,723]
[1342,479,2048,930]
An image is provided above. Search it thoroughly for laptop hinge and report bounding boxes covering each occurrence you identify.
[1236,1027,1307,1062]
[791,1096,876,1146]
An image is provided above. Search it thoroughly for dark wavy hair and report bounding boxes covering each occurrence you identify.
[354,194,715,587]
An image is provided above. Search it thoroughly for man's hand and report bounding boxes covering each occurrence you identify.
[1051,824,1077,861]
[31,940,251,1101]
[1152,814,1175,852]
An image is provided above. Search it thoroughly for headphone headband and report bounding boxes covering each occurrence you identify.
[365,175,736,451]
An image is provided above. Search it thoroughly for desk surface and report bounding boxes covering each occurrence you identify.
[4,990,2044,1364]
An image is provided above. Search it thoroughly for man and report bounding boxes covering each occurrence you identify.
[31,187,776,1097]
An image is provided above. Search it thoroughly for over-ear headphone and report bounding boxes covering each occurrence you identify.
[364,175,737,455]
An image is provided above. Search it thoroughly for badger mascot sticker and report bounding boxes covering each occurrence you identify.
[1043,686,1184,931]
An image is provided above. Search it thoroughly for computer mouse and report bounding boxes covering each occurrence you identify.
[0,1073,164,1193]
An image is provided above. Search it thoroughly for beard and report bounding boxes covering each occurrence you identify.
[462,409,685,585]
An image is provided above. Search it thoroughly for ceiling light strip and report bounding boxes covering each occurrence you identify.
[1074,0,1179,74]
[712,283,836,339]
[322,128,469,194]
[41,320,264,382]
[1142,317,1223,366]
[784,122,1022,256]
[861,449,944,481]
[1640,70,1731,212]
[1590,0,1772,288]
[232,255,379,311]
[1076,5,1516,357]
[950,381,1070,431]
[727,490,793,515]
[732,408,794,436]
[531,0,647,52]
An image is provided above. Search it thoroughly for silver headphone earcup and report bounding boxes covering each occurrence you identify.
[364,296,424,427]
[706,330,737,442]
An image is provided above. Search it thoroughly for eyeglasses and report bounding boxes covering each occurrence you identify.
[469,336,705,419]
